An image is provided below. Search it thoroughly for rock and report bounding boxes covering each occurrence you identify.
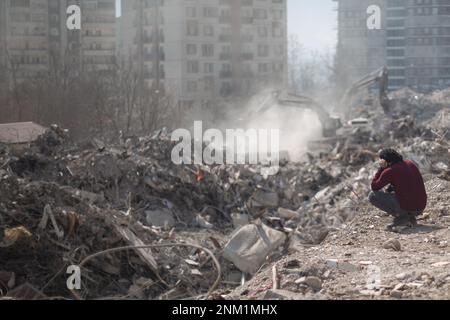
[383,239,402,251]
[184,259,200,266]
[264,289,303,300]
[339,262,359,272]
[395,273,408,280]
[284,188,294,200]
[326,259,359,272]
[313,187,331,202]
[191,269,203,276]
[326,259,338,269]
[193,214,214,229]
[304,276,323,291]
[73,189,105,205]
[434,162,449,171]
[394,283,405,291]
[323,270,331,278]
[431,261,450,268]
[360,289,377,296]
[223,223,287,274]
[295,277,307,284]
[406,282,424,288]
[277,208,300,220]
[231,213,250,228]
[145,208,175,230]
[390,290,403,299]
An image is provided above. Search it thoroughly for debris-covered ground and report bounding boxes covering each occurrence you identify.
[0,88,449,300]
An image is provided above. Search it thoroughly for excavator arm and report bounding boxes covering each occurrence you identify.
[341,66,394,115]
[261,91,343,138]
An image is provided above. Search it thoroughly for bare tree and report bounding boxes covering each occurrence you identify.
[288,35,335,97]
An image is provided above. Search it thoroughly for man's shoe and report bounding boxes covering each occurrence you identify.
[386,215,413,231]
[408,214,418,228]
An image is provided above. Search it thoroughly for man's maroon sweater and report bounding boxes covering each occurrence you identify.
[371,160,427,212]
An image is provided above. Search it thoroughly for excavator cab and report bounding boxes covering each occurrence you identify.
[322,116,343,138]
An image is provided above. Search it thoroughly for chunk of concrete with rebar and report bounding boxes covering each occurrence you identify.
[223,223,286,274]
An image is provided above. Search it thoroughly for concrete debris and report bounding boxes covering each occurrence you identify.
[223,223,287,274]
[193,214,214,229]
[277,208,300,220]
[383,239,402,252]
[390,290,403,299]
[431,262,450,268]
[231,213,250,229]
[297,276,323,291]
[326,260,359,273]
[1,87,449,300]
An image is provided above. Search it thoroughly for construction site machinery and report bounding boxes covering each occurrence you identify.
[256,90,343,138]
[340,66,395,117]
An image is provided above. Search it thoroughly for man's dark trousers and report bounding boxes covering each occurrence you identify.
[368,191,423,217]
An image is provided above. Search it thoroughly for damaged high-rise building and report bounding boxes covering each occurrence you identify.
[334,0,450,91]
[118,0,288,107]
[0,0,117,83]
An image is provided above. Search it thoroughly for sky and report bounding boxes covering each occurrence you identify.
[115,0,337,54]
[288,0,337,54]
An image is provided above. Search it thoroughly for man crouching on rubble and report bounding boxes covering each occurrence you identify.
[368,148,427,231]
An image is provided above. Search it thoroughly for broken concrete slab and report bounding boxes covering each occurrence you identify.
[231,213,250,229]
[383,239,402,251]
[326,259,359,273]
[111,222,158,273]
[296,276,323,291]
[223,223,287,275]
[277,208,300,220]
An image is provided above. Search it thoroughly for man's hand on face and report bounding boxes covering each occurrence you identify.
[379,159,388,169]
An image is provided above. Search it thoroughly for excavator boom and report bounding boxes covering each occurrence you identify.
[265,91,343,138]
[341,66,394,115]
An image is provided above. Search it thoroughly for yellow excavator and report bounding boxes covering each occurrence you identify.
[340,66,395,116]
[255,66,395,139]
[268,91,343,138]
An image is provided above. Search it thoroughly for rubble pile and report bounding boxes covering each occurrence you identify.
[0,88,449,300]
[390,87,450,123]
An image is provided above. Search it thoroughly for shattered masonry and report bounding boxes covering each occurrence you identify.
[0,88,449,300]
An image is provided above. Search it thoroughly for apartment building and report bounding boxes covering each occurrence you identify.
[335,0,450,91]
[334,0,387,88]
[0,0,116,83]
[0,1,7,87]
[390,0,450,90]
[119,0,288,107]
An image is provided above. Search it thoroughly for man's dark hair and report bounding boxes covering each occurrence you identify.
[379,148,404,164]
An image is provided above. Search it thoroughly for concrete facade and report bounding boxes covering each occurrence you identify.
[0,0,116,83]
[335,0,450,91]
[119,0,288,106]
[334,0,387,87]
